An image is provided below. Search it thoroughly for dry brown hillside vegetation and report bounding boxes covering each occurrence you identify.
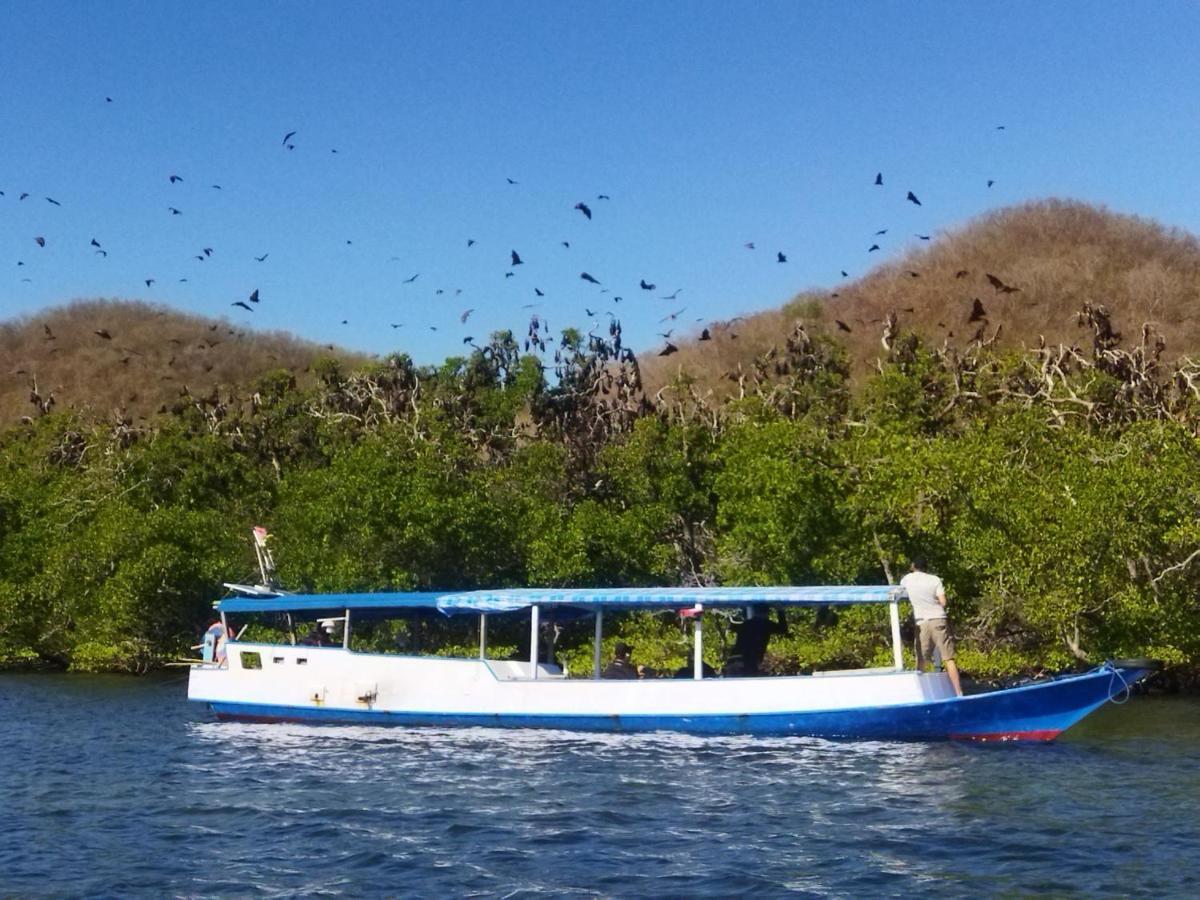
[642,199,1200,398]
[0,299,369,424]
[8,200,1200,426]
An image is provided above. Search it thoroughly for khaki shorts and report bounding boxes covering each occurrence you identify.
[917,619,956,666]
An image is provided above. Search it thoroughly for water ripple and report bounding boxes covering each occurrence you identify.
[1,674,1197,897]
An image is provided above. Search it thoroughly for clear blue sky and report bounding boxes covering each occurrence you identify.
[3,1,1199,362]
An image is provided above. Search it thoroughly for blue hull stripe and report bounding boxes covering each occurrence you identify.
[201,666,1146,740]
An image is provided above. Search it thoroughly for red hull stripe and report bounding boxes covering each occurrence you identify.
[949,729,1062,743]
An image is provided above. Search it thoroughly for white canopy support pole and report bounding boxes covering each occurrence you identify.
[889,599,904,670]
[217,611,232,668]
[530,604,540,680]
[693,603,704,680]
[593,610,603,679]
[479,613,488,659]
[343,608,352,650]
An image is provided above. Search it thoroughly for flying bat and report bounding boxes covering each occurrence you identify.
[986,273,1020,293]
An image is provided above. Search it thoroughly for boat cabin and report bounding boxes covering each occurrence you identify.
[210,585,910,681]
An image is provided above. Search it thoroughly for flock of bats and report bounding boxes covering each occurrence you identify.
[6,107,1017,368]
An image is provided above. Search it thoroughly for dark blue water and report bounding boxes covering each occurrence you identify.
[2,675,1198,897]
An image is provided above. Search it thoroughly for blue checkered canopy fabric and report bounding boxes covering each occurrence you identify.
[434,586,902,614]
[218,585,905,615]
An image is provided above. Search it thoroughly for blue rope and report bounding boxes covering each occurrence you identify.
[1106,661,1132,705]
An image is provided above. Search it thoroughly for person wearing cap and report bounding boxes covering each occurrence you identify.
[900,556,963,696]
[299,622,332,646]
[602,641,641,679]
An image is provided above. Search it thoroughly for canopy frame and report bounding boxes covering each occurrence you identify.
[218,585,905,616]
[217,585,911,674]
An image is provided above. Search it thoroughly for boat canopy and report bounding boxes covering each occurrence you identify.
[218,585,905,617]
[219,591,446,616]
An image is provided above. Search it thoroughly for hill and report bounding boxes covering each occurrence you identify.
[8,201,1200,424]
[642,199,1200,398]
[0,299,369,425]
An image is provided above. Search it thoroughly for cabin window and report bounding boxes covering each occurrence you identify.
[296,657,308,665]
[240,651,262,670]
[272,656,284,664]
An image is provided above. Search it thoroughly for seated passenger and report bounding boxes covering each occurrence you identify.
[673,660,717,678]
[602,641,641,679]
[299,623,331,646]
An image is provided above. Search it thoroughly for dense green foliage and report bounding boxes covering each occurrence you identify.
[2,314,1198,678]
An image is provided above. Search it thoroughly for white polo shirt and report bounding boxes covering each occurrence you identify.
[900,570,946,622]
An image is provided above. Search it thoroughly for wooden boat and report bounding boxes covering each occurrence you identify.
[187,585,1152,741]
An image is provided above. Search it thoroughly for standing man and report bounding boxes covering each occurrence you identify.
[727,605,788,675]
[900,557,963,696]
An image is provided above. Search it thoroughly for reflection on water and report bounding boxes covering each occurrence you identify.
[2,674,1198,897]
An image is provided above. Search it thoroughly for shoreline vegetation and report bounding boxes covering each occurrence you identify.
[3,299,1200,691]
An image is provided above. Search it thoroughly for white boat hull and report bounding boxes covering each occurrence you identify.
[190,641,957,729]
